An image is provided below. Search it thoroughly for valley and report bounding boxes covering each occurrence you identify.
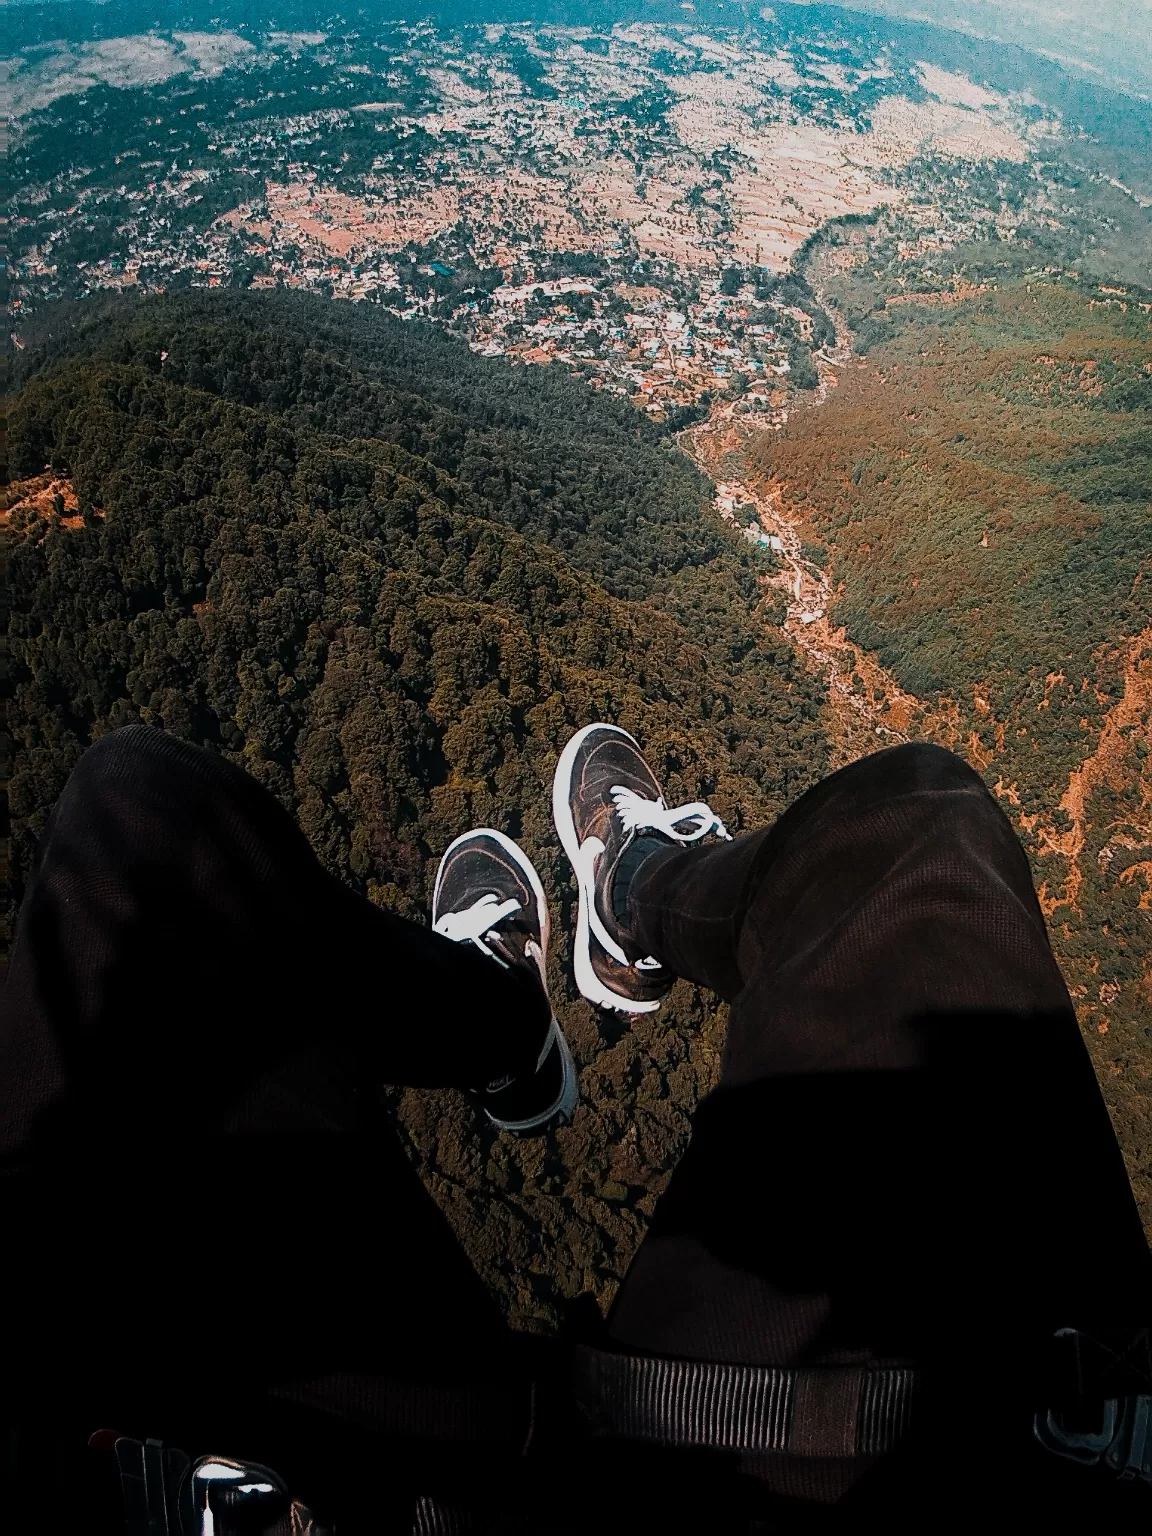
[683,390,931,769]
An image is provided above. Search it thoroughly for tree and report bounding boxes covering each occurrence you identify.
[788,341,819,390]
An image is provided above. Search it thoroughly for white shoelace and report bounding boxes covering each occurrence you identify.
[434,893,521,966]
[576,785,732,971]
[610,785,733,844]
[435,892,549,996]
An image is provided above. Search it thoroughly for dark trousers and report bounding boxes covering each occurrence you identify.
[4,727,1149,1529]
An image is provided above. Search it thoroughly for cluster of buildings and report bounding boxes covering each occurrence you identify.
[12,22,1051,421]
[468,273,814,416]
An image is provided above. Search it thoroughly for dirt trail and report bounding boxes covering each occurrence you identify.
[679,395,954,769]
[1028,627,1152,923]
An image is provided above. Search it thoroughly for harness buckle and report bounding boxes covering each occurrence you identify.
[1033,1327,1152,1484]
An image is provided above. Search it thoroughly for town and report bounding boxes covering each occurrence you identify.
[12,20,1070,419]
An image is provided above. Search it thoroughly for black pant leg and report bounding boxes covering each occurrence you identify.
[2,727,548,1440]
[609,745,1149,1483]
[4,723,550,1151]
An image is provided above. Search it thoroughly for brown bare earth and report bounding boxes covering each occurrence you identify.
[3,473,82,527]
[1027,629,1152,921]
[688,396,1150,1234]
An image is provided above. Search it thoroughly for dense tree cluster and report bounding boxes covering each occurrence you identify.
[14,290,763,604]
[9,290,829,1324]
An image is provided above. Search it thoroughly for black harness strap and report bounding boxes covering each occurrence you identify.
[570,1345,919,1458]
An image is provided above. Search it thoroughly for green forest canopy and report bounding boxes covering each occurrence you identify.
[8,290,829,1324]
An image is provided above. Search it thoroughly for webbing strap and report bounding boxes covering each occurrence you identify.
[571,1346,919,1458]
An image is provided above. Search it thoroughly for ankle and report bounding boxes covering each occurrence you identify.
[611,836,670,931]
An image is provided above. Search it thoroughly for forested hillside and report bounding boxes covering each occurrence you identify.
[8,290,828,1326]
[752,273,1152,1225]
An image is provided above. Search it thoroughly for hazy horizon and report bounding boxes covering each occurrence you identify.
[7,0,1152,98]
[787,0,1152,98]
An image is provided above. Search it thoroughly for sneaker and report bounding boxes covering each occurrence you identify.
[432,828,578,1135]
[552,723,731,1014]
[104,1437,311,1536]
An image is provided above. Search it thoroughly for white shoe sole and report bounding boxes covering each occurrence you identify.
[486,1016,579,1134]
[552,724,663,1016]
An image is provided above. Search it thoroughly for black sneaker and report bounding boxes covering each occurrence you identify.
[432,828,578,1135]
[106,1437,315,1536]
[552,723,731,1014]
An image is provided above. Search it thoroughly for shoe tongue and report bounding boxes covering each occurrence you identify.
[483,926,522,968]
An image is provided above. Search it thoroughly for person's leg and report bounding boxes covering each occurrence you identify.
[4,724,552,1145]
[605,743,1150,1505]
[3,726,551,1520]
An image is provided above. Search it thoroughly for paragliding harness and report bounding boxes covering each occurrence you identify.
[98,1326,1151,1533]
[1031,1326,1152,1481]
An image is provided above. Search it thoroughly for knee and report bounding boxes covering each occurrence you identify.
[78,724,163,772]
[65,725,228,809]
[864,744,1026,869]
[822,742,1005,844]
[74,724,177,784]
[878,741,987,799]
